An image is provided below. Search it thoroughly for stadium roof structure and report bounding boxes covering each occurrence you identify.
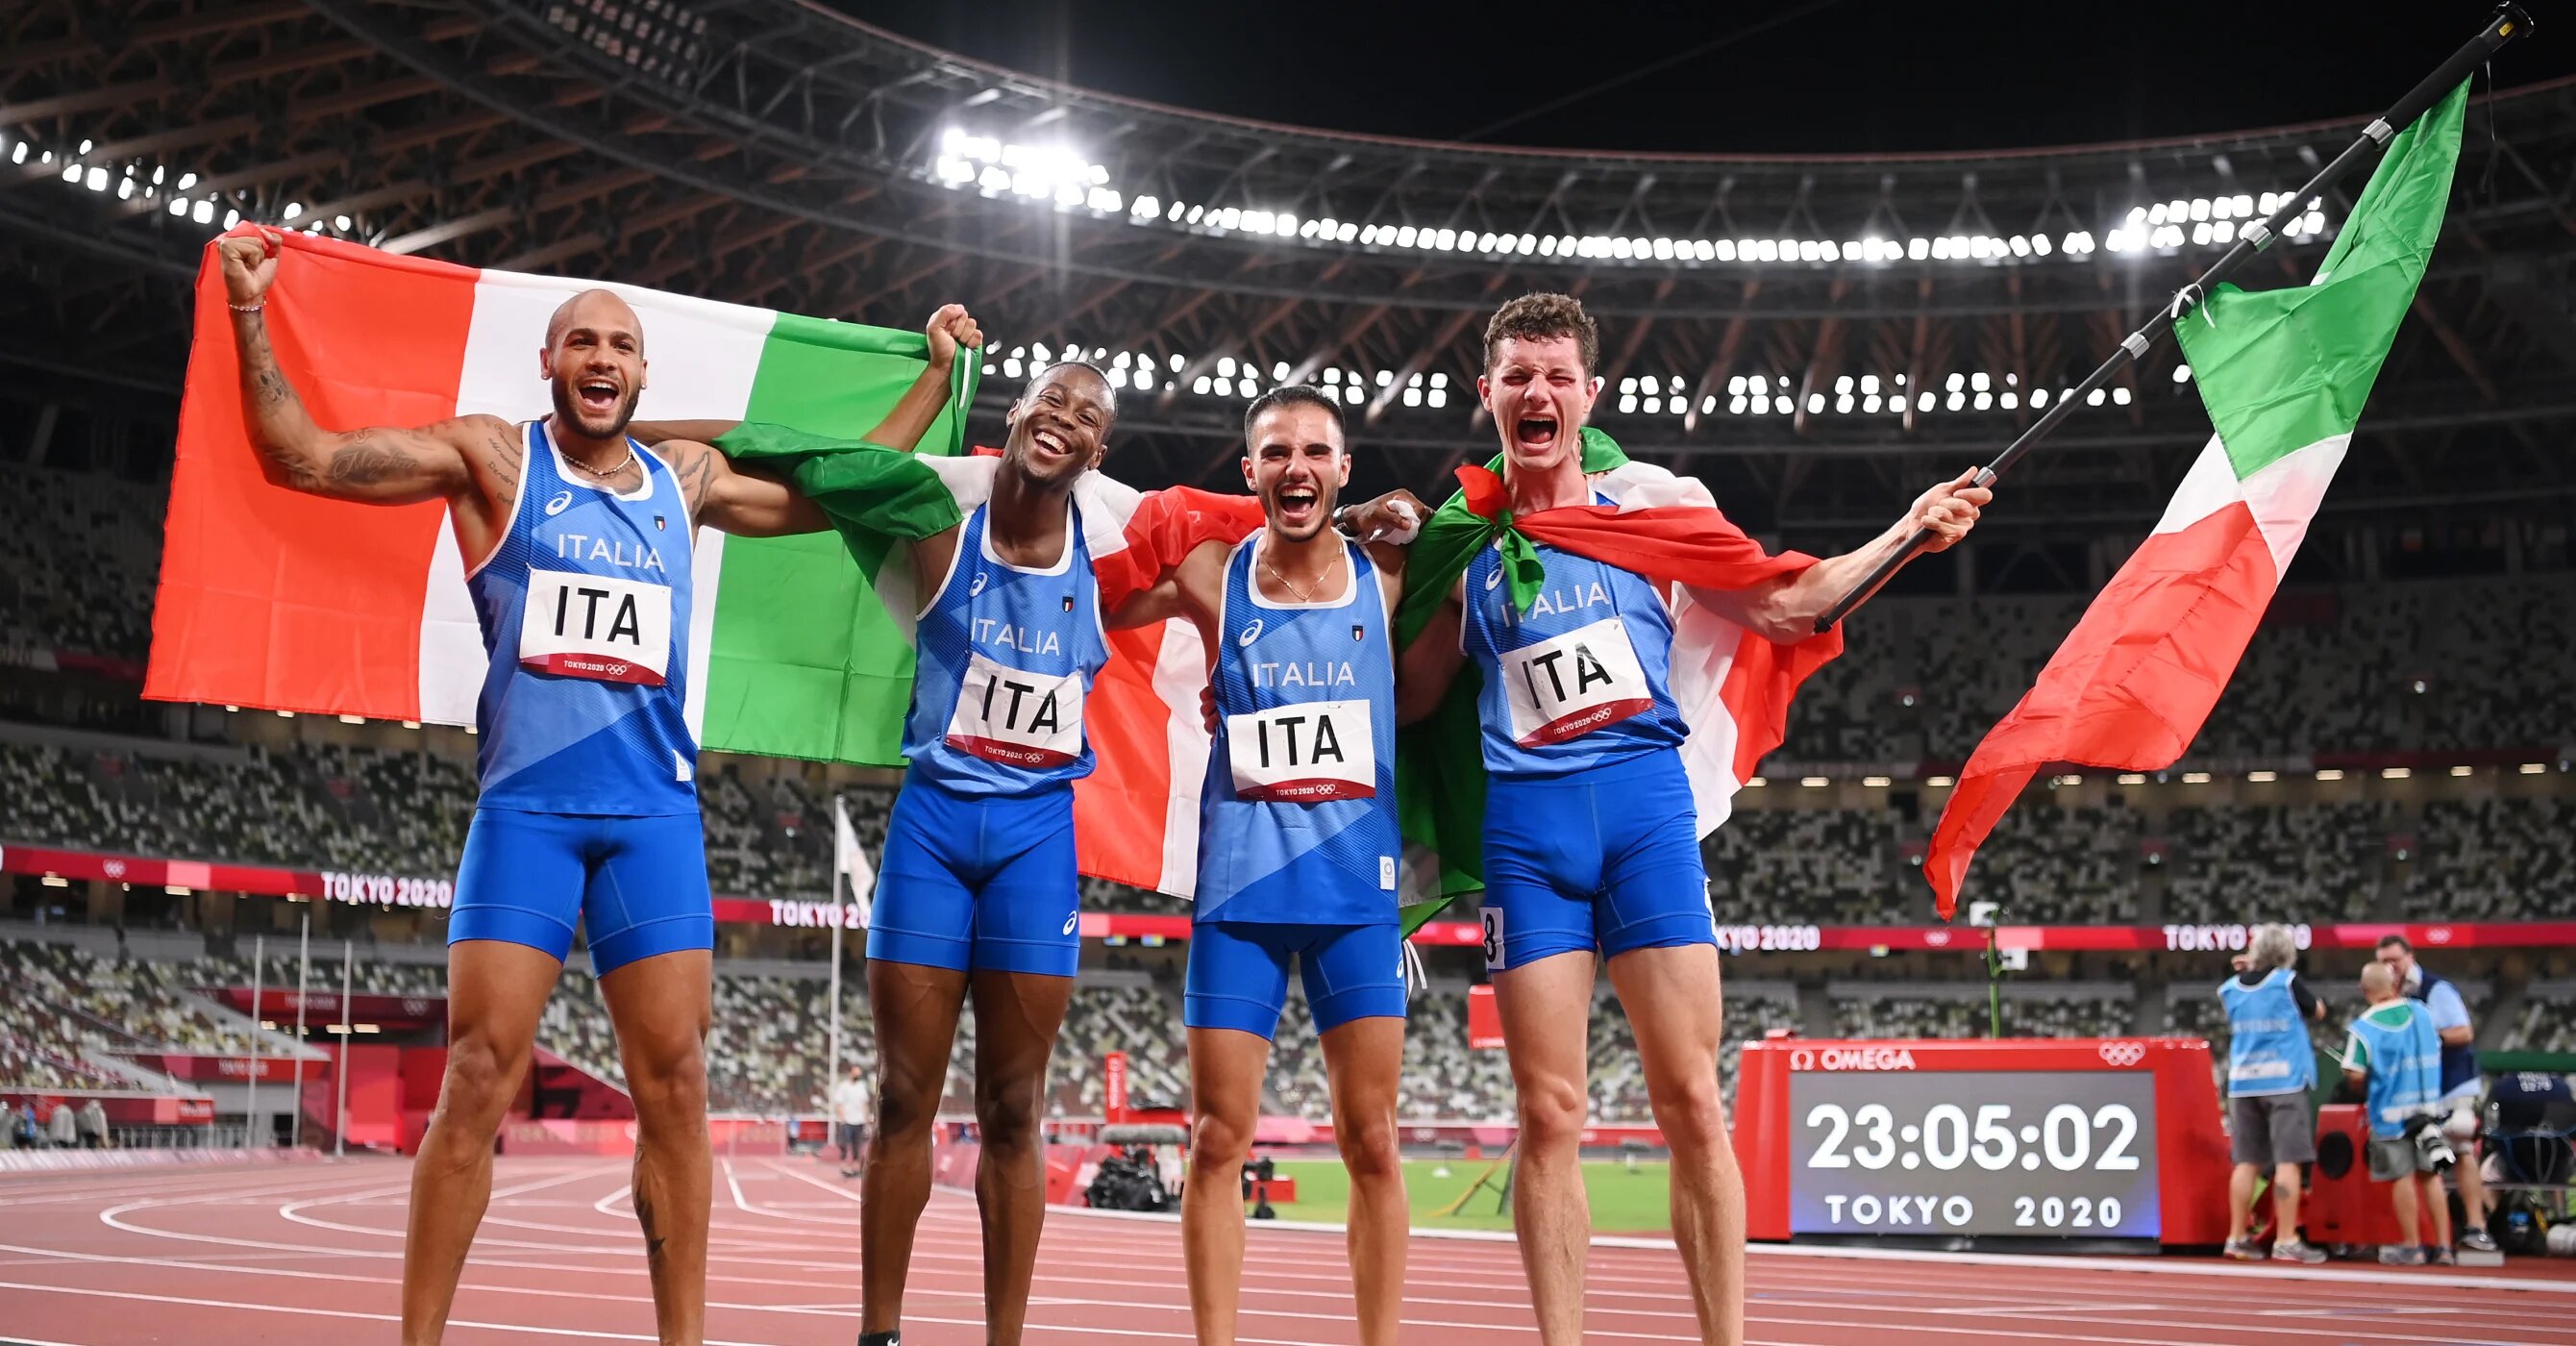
[3,0,2573,545]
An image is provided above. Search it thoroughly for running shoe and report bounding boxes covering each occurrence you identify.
[2429,1245,2458,1266]
[2379,1245,2428,1266]
[2459,1227,2498,1254]
[2223,1238,2263,1261]
[2270,1237,2328,1264]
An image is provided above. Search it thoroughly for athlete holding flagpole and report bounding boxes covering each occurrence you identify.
[1396,294,1990,1346]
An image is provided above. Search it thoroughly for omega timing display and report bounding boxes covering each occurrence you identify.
[1787,1068,2161,1238]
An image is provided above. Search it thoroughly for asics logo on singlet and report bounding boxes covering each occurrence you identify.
[1484,565,1501,590]
[1061,912,1078,935]
[545,490,574,517]
[1237,618,1264,646]
[970,571,990,597]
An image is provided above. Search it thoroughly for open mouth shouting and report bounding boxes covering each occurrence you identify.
[1274,480,1323,529]
[1028,424,1079,463]
[575,376,622,420]
[1512,411,1561,455]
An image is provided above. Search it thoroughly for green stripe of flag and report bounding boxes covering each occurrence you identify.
[699,314,978,764]
[2177,83,2465,480]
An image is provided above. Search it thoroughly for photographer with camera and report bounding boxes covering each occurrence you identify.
[2376,934,2497,1255]
[2341,960,2453,1265]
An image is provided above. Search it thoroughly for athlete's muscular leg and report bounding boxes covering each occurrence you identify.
[403,939,563,1344]
[600,949,714,1346]
[1320,1015,1407,1346]
[1606,942,1742,1346]
[1494,950,1598,1346]
[969,968,1076,1346]
[860,959,968,1337]
[1182,1027,1273,1346]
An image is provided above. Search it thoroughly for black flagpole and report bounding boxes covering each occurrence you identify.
[1813,4,2535,635]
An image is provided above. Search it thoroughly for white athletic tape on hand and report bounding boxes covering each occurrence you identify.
[1373,499,1423,546]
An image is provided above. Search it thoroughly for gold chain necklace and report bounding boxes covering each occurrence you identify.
[1262,543,1341,605]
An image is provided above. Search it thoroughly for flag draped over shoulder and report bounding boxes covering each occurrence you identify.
[1392,428,1843,931]
[1921,83,2466,920]
[147,229,1257,895]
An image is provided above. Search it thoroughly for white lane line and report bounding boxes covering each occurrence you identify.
[0,1281,782,1343]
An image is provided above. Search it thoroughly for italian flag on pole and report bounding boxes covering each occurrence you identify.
[1922,82,2466,919]
[148,232,1239,894]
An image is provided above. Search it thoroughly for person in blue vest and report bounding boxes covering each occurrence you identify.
[1128,386,1417,1346]
[2376,934,2495,1254]
[2217,924,2327,1262]
[2341,960,2453,1265]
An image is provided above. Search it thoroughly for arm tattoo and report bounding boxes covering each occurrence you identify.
[323,430,417,487]
[482,429,522,500]
[677,444,718,517]
[237,316,322,489]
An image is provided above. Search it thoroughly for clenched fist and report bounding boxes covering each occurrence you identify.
[925,304,983,370]
[217,227,285,309]
[1911,468,1994,553]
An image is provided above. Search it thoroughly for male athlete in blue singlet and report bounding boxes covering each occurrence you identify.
[217,227,978,1345]
[850,359,1131,1346]
[1398,294,1990,1346]
[1131,386,1416,1346]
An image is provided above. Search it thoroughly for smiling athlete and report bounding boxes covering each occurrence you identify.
[214,226,881,1346]
[1129,386,1419,1346]
[1398,294,1990,1346]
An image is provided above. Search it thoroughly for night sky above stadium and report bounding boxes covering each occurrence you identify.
[830,0,2568,155]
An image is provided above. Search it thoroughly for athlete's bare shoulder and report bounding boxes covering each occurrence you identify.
[449,413,527,512]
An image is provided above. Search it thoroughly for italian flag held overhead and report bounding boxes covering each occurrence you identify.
[1922,82,2468,919]
[146,233,1227,894]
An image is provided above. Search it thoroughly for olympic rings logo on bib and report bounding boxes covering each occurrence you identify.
[518,569,672,686]
[1501,616,1652,746]
[946,651,1085,768]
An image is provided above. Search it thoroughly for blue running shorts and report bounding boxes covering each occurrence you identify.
[866,774,1081,978]
[450,808,713,976]
[1477,748,1716,973]
[1184,920,1407,1038]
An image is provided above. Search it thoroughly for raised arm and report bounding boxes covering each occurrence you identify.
[866,305,984,454]
[1697,468,1991,642]
[653,438,829,538]
[220,229,486,505]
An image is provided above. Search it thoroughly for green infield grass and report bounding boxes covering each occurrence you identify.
[1255,1157,1672,1234]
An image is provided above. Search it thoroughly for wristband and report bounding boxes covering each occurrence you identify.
[228,302,264,313]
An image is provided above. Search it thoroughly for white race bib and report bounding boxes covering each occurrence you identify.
[1226,698,1376,802]
[946,651,1085,768]
[1501,616,1651,746]
[518,569,672,686]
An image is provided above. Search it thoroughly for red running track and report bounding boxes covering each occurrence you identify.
[2,1157,2571,1344]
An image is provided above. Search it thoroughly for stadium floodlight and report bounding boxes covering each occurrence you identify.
[2247,770,2277,782]
[2182,771,2211,784]
[2522,762,2548,774]
[2448,764,2473,777]
[2316,768,2345,781]
[1800,776,1830,787]
[2381,766,2412,780]
[1926,775,1954,787]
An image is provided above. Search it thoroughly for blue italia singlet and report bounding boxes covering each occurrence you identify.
[1461,513,1688,780]
[1196,536,1400,926]
[900,500,1110,796]
[463,420,698,816]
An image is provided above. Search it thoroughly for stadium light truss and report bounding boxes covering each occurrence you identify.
[928,125,2334,269]
[13,132,362,240]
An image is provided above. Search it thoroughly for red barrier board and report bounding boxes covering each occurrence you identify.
[14,840,2576,953]
[1733,1037,2232,1248]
